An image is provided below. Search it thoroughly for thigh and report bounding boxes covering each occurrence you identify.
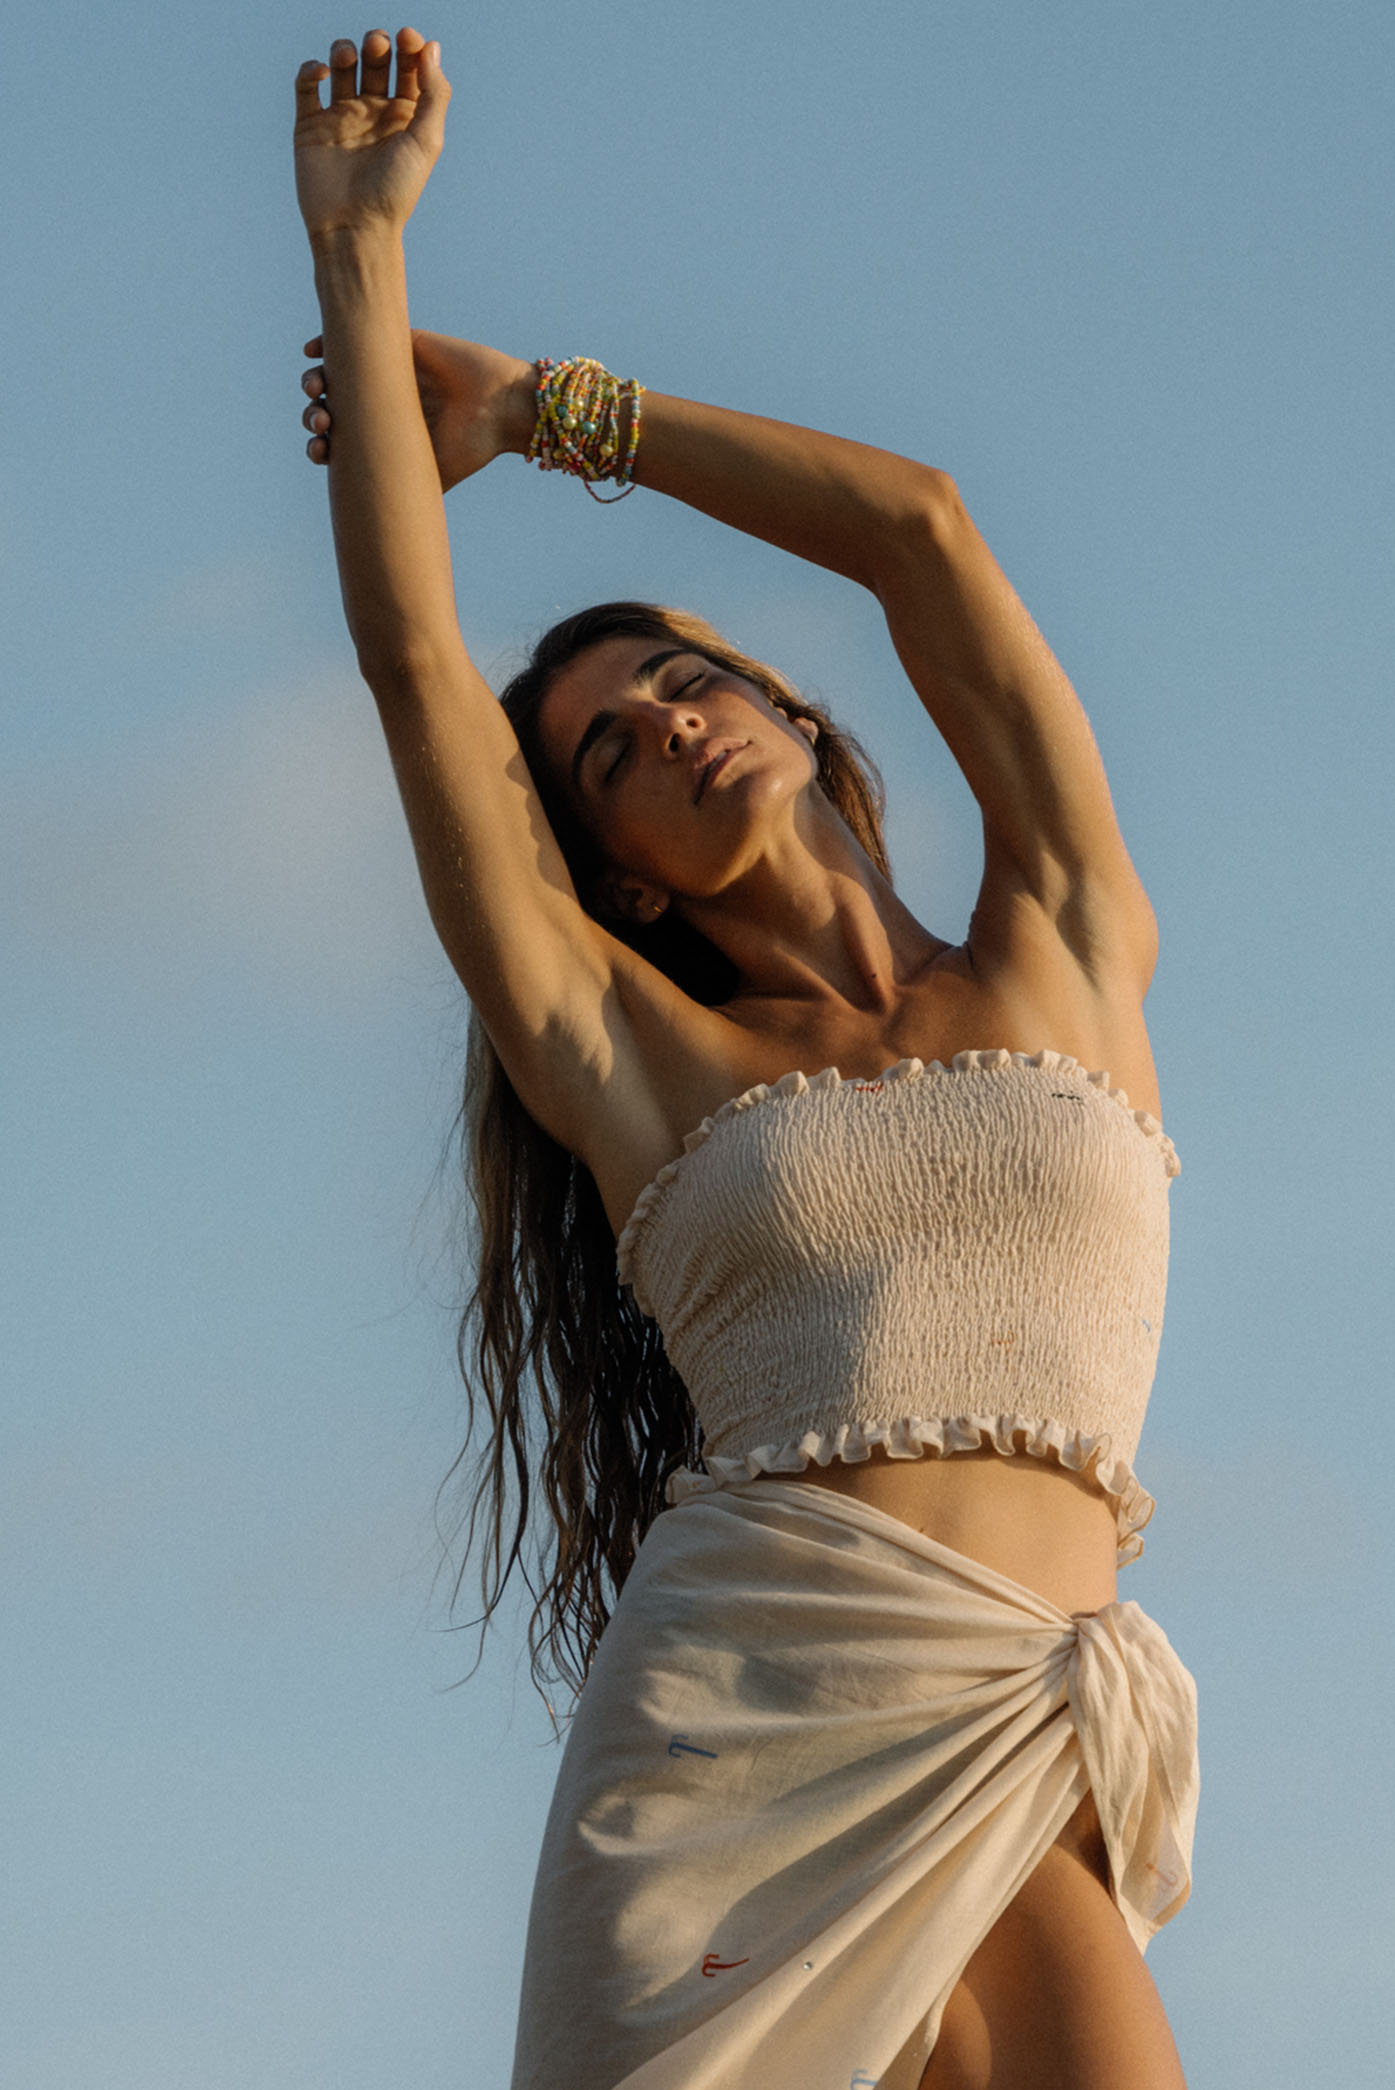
[919,1822,1187,2090]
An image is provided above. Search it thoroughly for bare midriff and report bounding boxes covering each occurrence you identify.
[751,1446,1121,1616]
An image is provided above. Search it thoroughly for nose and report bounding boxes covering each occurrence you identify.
[660,704,705,757]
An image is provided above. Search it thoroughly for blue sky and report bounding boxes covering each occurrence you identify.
[4,3,1392,2084]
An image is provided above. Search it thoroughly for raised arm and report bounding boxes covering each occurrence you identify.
[606,394,1156,995]
[316,335,1155,1001]
[294,33,642,1147]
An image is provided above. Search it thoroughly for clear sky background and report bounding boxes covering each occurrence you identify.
[3,2,1392,2084]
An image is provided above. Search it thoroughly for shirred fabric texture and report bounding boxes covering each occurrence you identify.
[616,1052,1178,1564]
[510,1483,1199,2090]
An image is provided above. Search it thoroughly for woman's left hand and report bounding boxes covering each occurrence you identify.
[301,329,536,480]
[294,27,450,243]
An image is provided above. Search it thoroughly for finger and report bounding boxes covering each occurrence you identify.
[295,59,329,118]
[303,401,331,435]
[302,366,326,400]
[307,434,329,465]
[394,24,426,101]
[360,27,392,97]
[410,40,451,144]
[328,37,359,102]
[303,336,324,358]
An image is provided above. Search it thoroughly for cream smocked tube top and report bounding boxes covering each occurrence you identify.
[616,1048,1180,1563]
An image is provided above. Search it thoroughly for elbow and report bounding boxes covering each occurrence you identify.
[353,628,460,702]
[869,466,966,590]
[900,465,966,546]
[344,602,410,691]
[353,635,415,700]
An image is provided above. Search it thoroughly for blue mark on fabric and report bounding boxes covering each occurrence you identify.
[668,1734,719,1760]
[1141,1317,1153,1334]
[851,2074,880,2088]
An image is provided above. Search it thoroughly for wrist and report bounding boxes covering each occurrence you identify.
[309,222,408,321]
[307,217,404,266]
[496,362,540,457]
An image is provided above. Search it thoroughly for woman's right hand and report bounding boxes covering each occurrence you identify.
[294,27,449,243]
[302,331,537,487]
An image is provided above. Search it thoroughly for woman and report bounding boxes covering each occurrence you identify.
[294,30,1198,2090]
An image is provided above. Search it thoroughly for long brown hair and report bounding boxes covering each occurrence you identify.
[446,604,890,1699]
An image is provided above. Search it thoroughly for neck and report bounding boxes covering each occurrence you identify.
[679,794,939,1018]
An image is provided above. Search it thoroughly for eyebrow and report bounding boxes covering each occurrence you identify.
[570,647,690,791]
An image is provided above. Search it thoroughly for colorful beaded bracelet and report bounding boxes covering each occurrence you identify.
[528,356,643,502]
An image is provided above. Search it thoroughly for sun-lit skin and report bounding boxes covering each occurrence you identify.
[537,638,820,897]
[537,634,943,1018]
[294,41,1188,2084]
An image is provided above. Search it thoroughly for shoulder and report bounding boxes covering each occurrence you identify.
[530,939,771,1235]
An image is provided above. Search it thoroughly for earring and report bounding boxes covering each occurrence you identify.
[615,887,665,921]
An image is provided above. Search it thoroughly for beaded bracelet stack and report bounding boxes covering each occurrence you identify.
[527,356,644,502]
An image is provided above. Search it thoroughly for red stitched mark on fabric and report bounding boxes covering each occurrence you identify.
[701,1953,751,1976]
[852,1080,885,1093]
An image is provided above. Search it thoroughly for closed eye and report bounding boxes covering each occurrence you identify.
[594,666,708,785]
[604,733,631,783]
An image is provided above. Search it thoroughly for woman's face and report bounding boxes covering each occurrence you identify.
[535,635,819,908]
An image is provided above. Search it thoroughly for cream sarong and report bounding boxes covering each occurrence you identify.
[510,1481,1199,2090]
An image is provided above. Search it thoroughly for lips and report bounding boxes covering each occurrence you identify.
[694,743,743,804]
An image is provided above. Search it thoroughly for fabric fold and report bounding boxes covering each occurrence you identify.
[1069,1603,1200,1949]
[665,1412,1157,1565]
[509,1482,1198,2090]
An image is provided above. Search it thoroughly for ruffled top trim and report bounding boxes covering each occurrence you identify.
[617,1048,1178,1282]
[664,1412,1156,1566]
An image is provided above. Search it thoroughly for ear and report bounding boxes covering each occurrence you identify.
[792,714,819,746]
[594,875,671,926]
